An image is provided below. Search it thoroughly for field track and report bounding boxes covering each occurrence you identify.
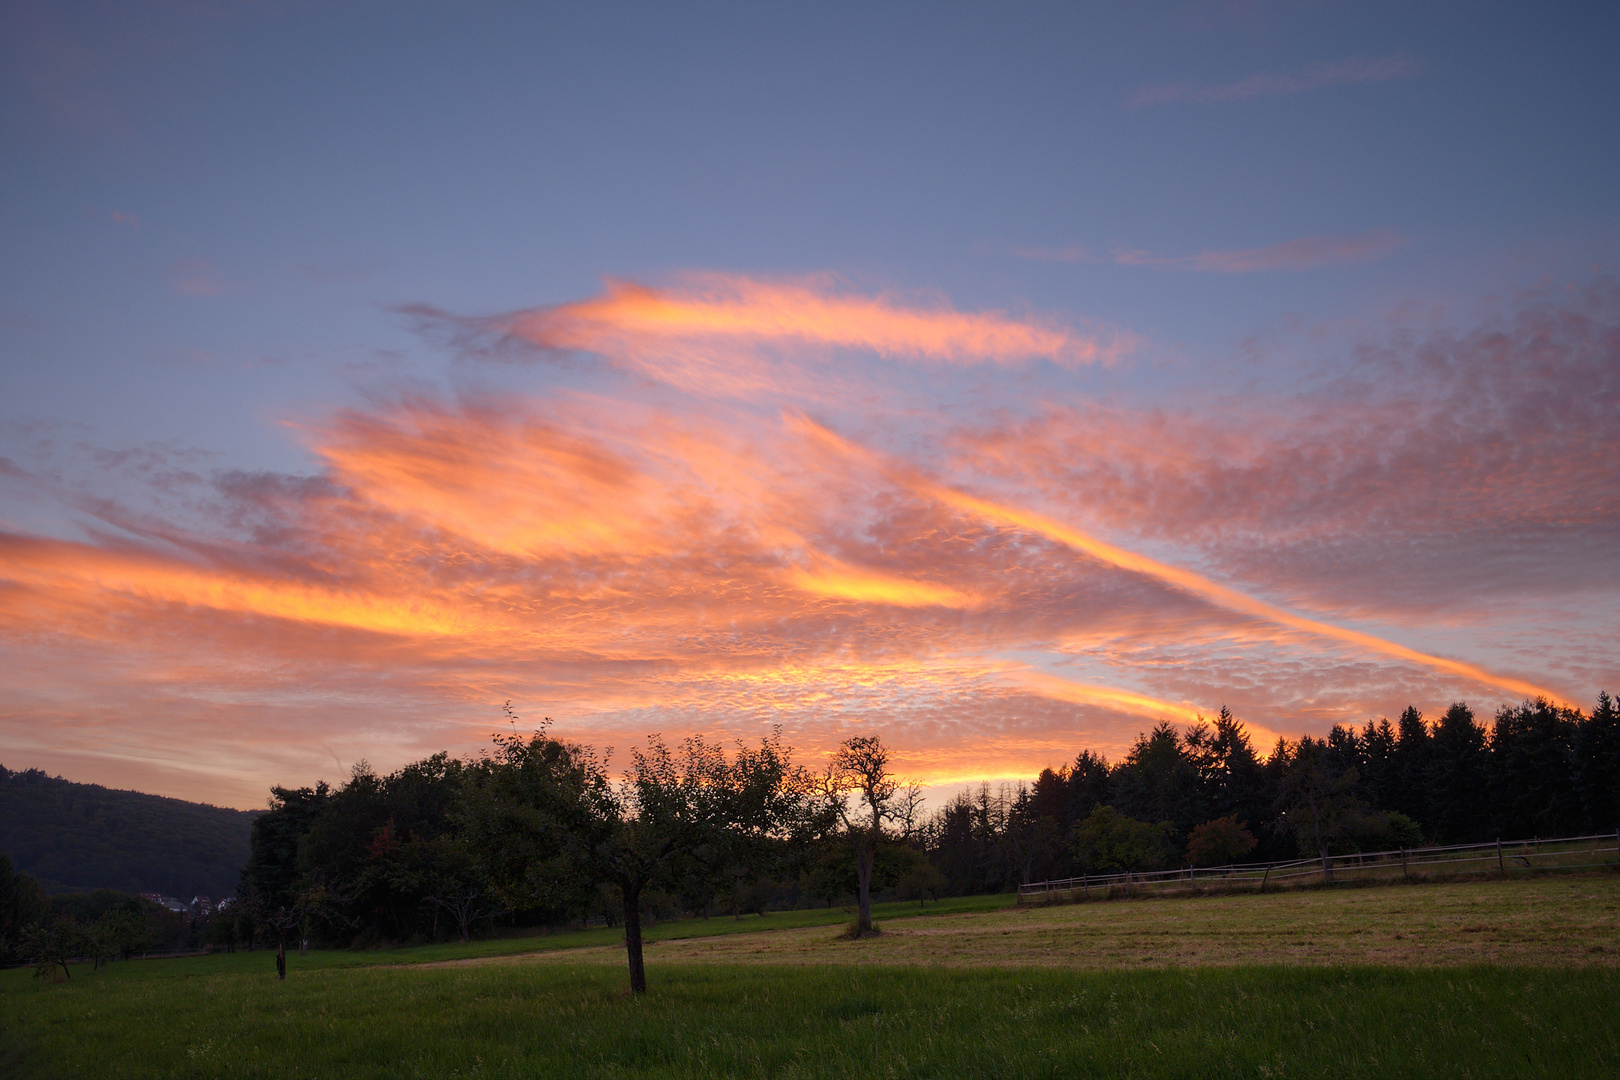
[425,874,1620,970]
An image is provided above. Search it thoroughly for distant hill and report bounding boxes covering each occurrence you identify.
[0,766,260,899]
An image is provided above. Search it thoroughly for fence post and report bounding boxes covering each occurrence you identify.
[1497,838,1504,874]
[1400,847,1408,880]
[1322,849,1332,884]
[1260,864,1270,892]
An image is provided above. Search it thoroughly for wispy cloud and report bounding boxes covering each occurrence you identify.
[1130,54,1420,109]
[164,255,228,296]
[953,279,1620,620]
[406,275,1130,401]
[1114,230,1408,272]
[1011,230,1408,273]
[1007,243,1099,264]
[505,275,1109,366]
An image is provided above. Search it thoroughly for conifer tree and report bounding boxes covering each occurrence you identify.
[1574,691,1620,833]
[1426,703,1489,843]
[1488,699,1582,839]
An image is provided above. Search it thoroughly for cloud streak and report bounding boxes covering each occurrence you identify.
[1013,231,1408,272]
[1130,54,1420,109]
[507,276,1100,365]
[1113,230,1408,272]
[404,275,1127,402]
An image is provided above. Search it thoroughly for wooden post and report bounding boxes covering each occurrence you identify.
[1497,838,1504,874]
[1259,864,1270,892]
[1400,847,1408,880]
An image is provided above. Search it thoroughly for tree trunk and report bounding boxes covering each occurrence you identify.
[856,842,875,933]
[621,880,647,994]
[275,940,286,980]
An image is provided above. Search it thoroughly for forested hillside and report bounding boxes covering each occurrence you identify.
[0,767,259,898]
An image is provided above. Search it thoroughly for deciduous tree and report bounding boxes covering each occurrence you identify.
[821,736,901,935]
[1185,815,1257,867]
[464,715,814,993]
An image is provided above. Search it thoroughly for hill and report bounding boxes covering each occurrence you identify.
[0,766,259,899]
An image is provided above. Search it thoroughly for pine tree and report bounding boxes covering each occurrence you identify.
[1359,718,1398,811]
[1391,707,1433,832]
[1065,750,1112,825]
[1427,703,1489,843]
[1573,691,1620,833]
[1488,699,1582,839]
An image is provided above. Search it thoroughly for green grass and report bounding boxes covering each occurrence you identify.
[4,960,1614,1078]
[3,881,1614,1077]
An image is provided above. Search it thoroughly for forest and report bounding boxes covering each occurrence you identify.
[0,766,259,897]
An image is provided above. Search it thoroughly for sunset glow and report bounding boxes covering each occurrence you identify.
[1,5,1615,809]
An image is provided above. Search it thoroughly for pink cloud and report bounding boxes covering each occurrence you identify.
[951,280,1620,623]
[1009,232,1408,273]
[165,255,227,296]
[109,210,140,227]
[1006,244,1099,264]
[1112,230,1408,272]
[1130,54,1421,109]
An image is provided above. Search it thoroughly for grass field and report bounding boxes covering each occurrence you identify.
[3,875,1616,1078]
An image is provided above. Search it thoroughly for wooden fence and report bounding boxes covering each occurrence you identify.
[1017,830,1620,905]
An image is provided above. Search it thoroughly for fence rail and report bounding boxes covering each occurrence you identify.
[1017,830,1620,904]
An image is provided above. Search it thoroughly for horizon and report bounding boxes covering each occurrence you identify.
[1,2,1616,811]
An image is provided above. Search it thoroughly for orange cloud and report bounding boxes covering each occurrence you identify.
[5,278,1609,807]
[0,533,501,640]
[1010,668,1201,724]
[924,485,1566,705]
[504,276,1112,373]
[788,555,983,609]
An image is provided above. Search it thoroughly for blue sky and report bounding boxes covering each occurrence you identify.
[2,2,1617,806]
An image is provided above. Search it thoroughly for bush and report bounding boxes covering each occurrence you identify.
[1186,816,1258,867]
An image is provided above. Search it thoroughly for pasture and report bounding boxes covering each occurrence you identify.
[3,876,1616,1078]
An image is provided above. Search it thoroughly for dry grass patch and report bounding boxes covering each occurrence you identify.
[452,873,1619,970]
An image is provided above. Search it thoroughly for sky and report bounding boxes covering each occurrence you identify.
[1,1,1617,811]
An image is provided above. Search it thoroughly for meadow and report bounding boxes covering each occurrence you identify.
[3,877,1616,1079]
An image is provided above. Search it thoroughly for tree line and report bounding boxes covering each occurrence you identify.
[934,694,1619,894]
[7,693,1613,991]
